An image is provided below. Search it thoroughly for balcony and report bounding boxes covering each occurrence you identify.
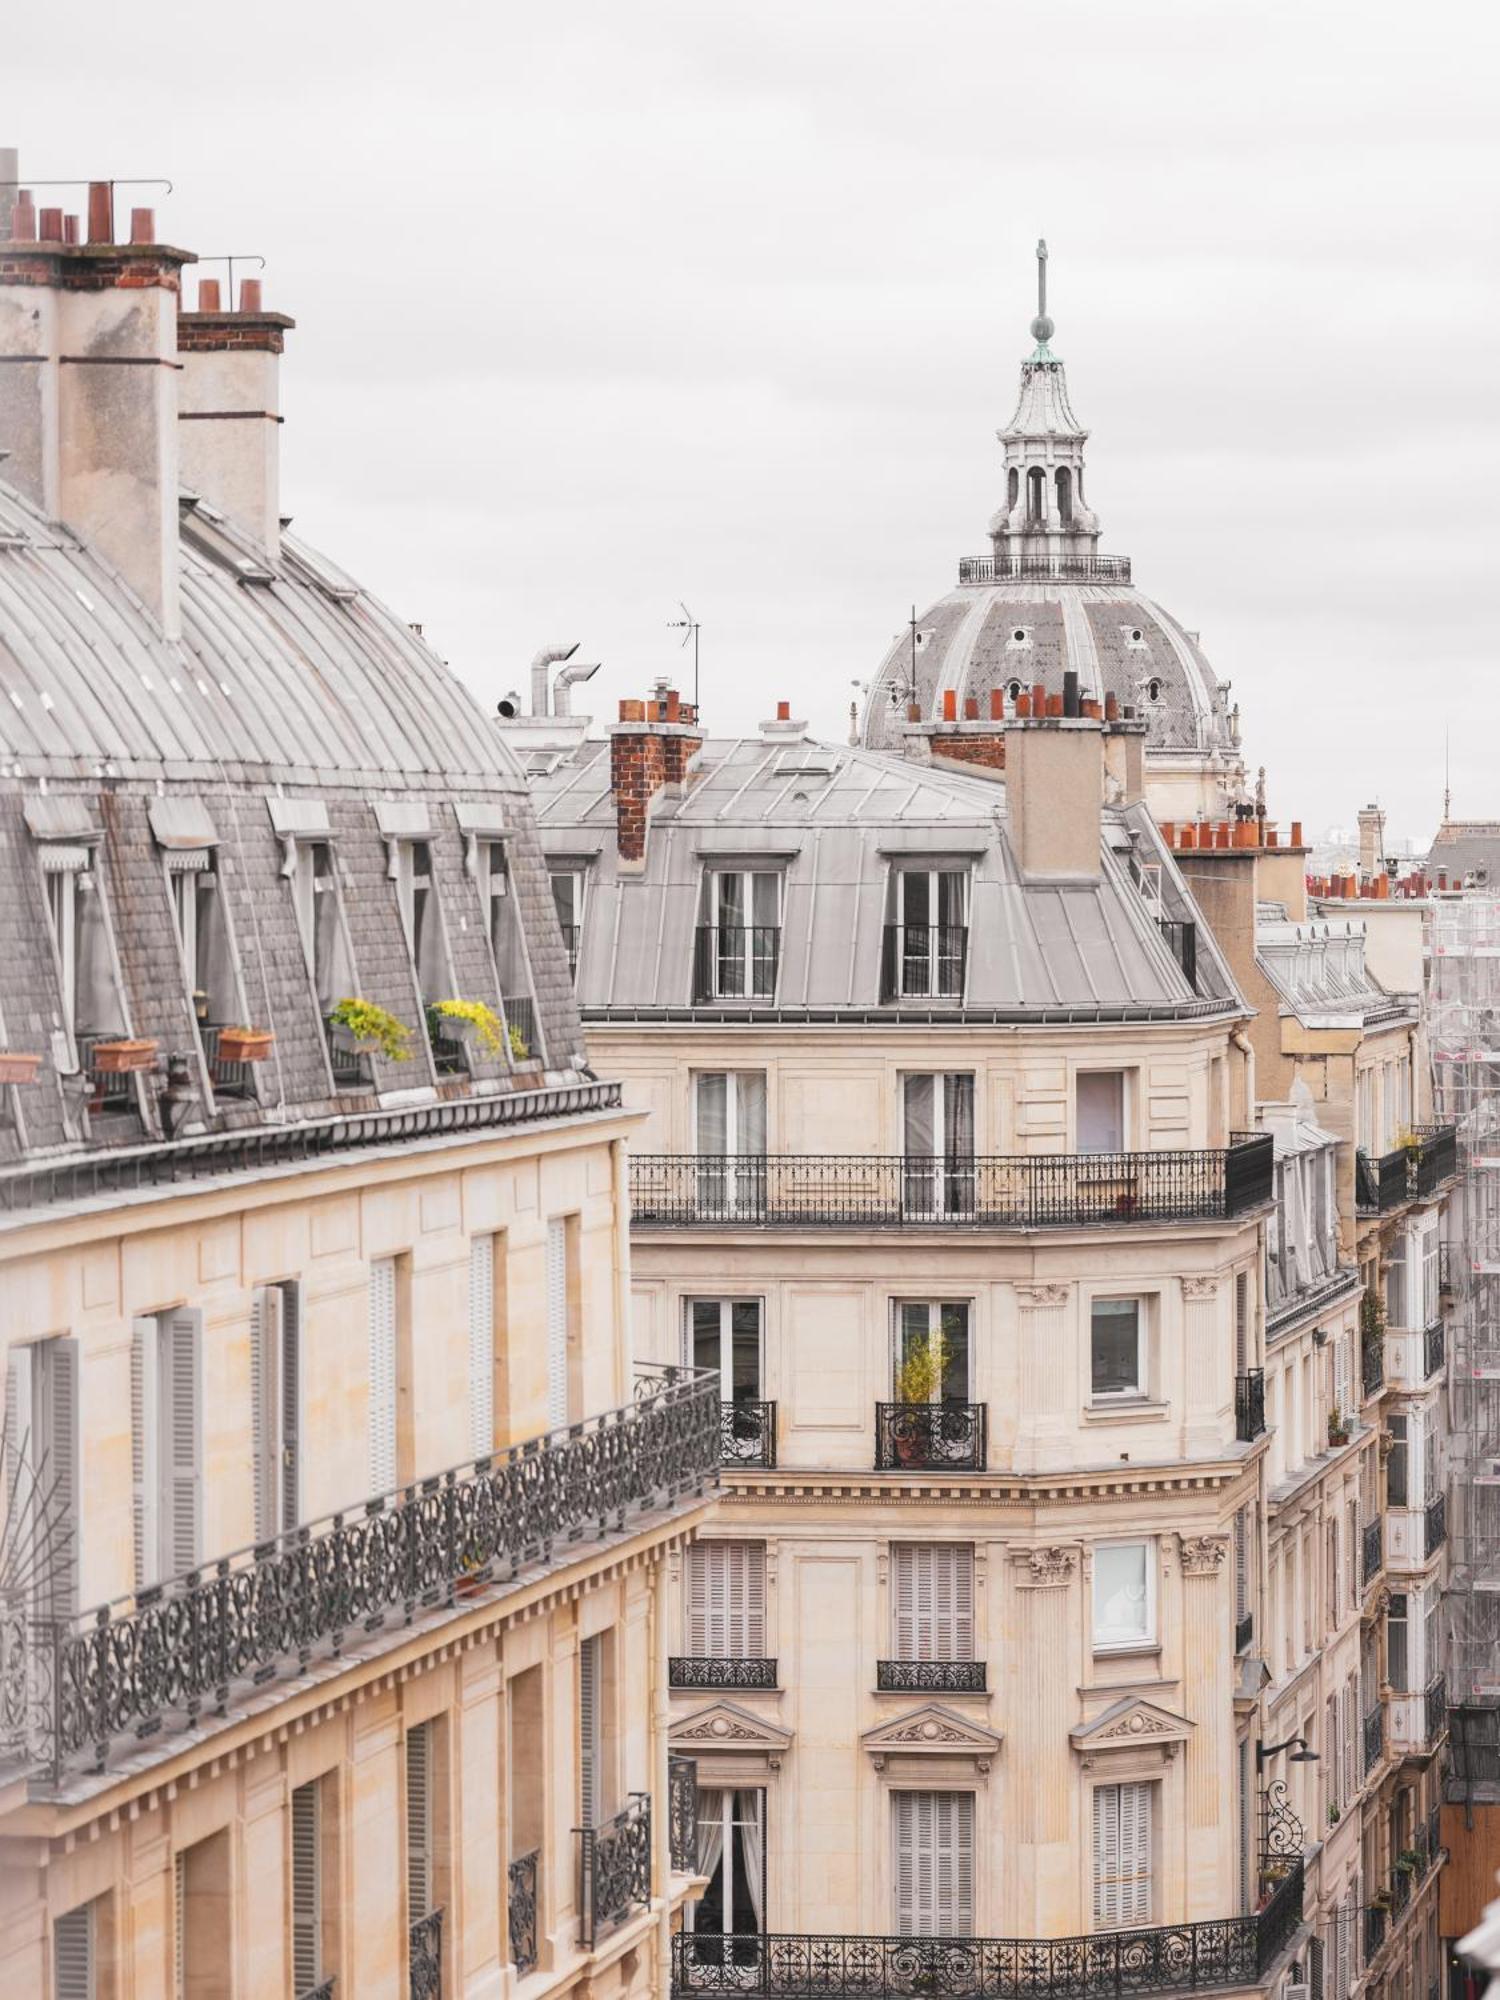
[875,1401,987,1473]
[1410,1124,1459,1199]
[669,1657,778,1690]
[1425,1671,1448,1748]
[630,1135,1275,1230]
[721,1399,777,1469]
[1364,1904,1387,1963]
[671,1861,1302,1999]
[7,1366,718,1783]
[1424,1318,1446,1380]
[1235,1368,1266,1442]
[508,1850,539,1977]
[1363,1517,1384,1588]
[876,1660,987,1693]
[669,1755,699,1875]
[578,1794,651,1948]
[1362,1333,1385,1398]
[1356,1126,1459,1214]
[881,924,968,1001]
[694,926,781,1003]
[1356,1146,1409,1214]
[1425,1493,1448,1559]
[957,553,1133,585]
[200,1023,259,1100]
[410,1909,443,2000]
[503,994,538,1063]
[1364,1700,1385,1776]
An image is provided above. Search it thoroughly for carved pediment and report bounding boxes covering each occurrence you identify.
[1070,1695,1195,1763]
[861,1703,1003,1772]
[669,1700,793,1765]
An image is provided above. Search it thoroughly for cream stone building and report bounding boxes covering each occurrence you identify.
[0,175,716,1998]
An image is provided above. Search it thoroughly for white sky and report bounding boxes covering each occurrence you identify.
[9,0,1499,844]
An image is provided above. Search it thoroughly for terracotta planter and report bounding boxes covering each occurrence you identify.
[216,1028,273,1064]
[0,1051,42,1085]
[90,1038,158,1075]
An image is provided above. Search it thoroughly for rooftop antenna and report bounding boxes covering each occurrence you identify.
[1444,727,1452,824]
[667,602,700,710]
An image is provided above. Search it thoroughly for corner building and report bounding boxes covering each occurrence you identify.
[0,176,716,1997]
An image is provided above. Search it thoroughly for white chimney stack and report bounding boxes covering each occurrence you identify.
[177,275,295,557]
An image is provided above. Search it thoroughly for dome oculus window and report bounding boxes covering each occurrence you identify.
[1121,625,1149,650]
[1005,626,1032,651]
[1145,678,1162,704]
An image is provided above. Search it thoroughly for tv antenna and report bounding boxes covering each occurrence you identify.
[667,602,700,710]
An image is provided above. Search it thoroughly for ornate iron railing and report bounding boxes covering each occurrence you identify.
[298,1982,336,2000]
[632,1136,1274,1230]
[876,1659,986,1692]
[1411,1124,1458,1199]
[1363,1517,1383,1588]
[1425,1493,1447,1559]
[957,553,1133,585]
[1364,1701,1384,1776]
[1362,1333,1385,1398]
[1364,1905,1386,1963]
[579,1793,651,1948]
[670,1656,778,1690]
[503,994,539,1063]
[1425,1672,1448,1746]
[1355,1146,1410,1214]
[669,1755,699,1875]
[722,1400,776,1469]
[410,1908,443,1999]
[1235,1369,1266,1442]
[78,1034,141,1112]
[508,1850,539,1976]
[694,926,782,1003]
[200,1024,258,1099]
[880,925,968,1001]
[671,1865,1303,1998]
[18,1367,717,1781]
[1424,1319,1446,1380]
[875,1401,987,1473]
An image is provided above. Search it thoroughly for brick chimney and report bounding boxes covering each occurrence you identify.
[609,682,703,866]
[178,275,295,556]
[1357,802,1385,883]
[0,180,192,634]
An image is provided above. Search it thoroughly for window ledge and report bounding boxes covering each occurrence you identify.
[1091,1643,1162,1663]
[1082,1400,1169,1426]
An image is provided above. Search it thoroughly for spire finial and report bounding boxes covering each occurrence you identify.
[1030,237,1054,348]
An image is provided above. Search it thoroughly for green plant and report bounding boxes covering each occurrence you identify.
[328,997,413,1062]
[508,1021,530,1062]
[895,1329,947,1406]
[1327,1804,1341,1826]
[428,997,507,1058]
[1328,1407,1349,1443]
[1360,1288,1387,1343]
[1396,1847,1423,1872]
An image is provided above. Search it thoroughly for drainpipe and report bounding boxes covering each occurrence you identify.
[553,659,601,717]
[530,642,580,717]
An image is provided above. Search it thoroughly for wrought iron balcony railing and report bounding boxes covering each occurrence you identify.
[669,1755,699,1875]
[200,1023,258,1100]
[875,1401,987,1473]
[1362,1333,1385,1398]
[880,924,968,1001]
[957,552,1133,585]
[1424,1318,1446,1380]
[298,1981,336,2000]
[876,1659,987,1693]
[579,1794,651,1948]
[1364,1700,1384,1776]
[503,994,539,1063]
[631,1135,1274,1230]
[508,1850,539,1977]
[1425,1671,1448,1747]
[721,1399,776,1468]
[1364,1904,1387,1964]
[1425,1493,1448,1559]
[8,1366,718,1782]
[671,1862,1303,1999]
[1235,1368,1266,1442]
[559,924,581,981]
[1411,1124,1458,1199]
[1356,1127,1459,1213]
[694,926,781,1003]
[1363,1517,1383,1588]
[669,1656,778,1690]
[410,1908,443,2000]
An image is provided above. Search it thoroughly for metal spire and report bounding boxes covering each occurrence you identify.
[1030,237,1055,350]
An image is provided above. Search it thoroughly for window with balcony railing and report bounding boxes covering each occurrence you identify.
[696,869,781,1001]
[881,866,968,1000]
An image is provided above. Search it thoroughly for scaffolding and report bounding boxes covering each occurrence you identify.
[1428,892,1500,1788]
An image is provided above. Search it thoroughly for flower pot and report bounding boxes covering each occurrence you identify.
[331,1023,378,1057]
[0,1051,42,1085]
[216,1028,273,1064]
[90,1038,158,1075]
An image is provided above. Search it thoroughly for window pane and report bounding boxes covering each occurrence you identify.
[939,1304,970,1400]
[1091,1300,1142,1397]
[690,1300,723,1375]
[1094,1543,1150,1647]
[697,1075,728,1154]
[1077,1073,1125,1154]
[730,1303,762,1398]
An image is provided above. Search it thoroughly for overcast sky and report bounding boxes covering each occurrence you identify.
[9,0,1498,844]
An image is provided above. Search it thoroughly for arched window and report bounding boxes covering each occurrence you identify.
[1007,468,1019,513]
[1055,467,1073,526]
[1026,467,1045,525]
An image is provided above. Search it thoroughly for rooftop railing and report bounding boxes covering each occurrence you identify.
[957,553,1133,585]
[881,924,967,1002]
[7,1365,717,1783]
[721,1399,776,1469]
[631,1136,1275,1230]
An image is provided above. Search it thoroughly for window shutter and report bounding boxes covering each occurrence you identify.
[291,1780,322,1993]
[721,1542,765,1656]
[54,1903,95,2000]
[165,1312,202,1576]
[468,1236,495,1457]
[2,1347,30,1590]
[893,1791,917,1936]
[545,1220,568,1430]
[894,1792,973,1938]
[684,1542,711,1655]
[1093,1783,1150,1929]
[936,1545,972,1663]
[368,1260,397,1494]
[938,1792,975,1936]
[406,1722,432,1922]
[281,1285,301,1534]
[42,1339,80,1617]
[250,1288,272,1544]
[579,1634,600,1828]
[131,1317,161,1590]
[893,1546,917,1660]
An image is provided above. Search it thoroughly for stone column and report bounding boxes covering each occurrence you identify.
[1013,1286,1072,1472]
[1011,1544,1079,1933]
[1178,1533,1232,1917]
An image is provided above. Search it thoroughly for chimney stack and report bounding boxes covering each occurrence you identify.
[1356,803,1385,883]
[1003,708,1105,879]
[177,273,295,557]
[609,686,703,866]
[0,173,192,634]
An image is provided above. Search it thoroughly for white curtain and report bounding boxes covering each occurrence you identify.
[697,1076,728,1156]
[696,1790,727,1917]
[737,1075,767,1156]
[738,1790,764,1931]
[76,874,123,1034]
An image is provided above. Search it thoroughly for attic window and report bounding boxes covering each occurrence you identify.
[1122,626,1148,649]
[1006,627,1032,650]
[1146,679,1162,703]
[1006,679,1024,701]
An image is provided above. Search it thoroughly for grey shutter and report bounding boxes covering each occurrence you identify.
[407,1722,432,1922]
[893,1791,972,1938]
[579,1634,600,1828]
[291,1779,322,1994]
[368,1260,397,1493]
[4,1346,33,1605]
[1093,1782,1150,1928]
[131,1317,161,1589]
[175,1849,187,2000]
[469,1236,495,1457]
[280,1284,301,1533]
[545,1220,568,1430]
[41,1339,80,1617]
[54,1904,95,2000]
[164,1312,202,1575]
[250,1288,272,1543]
[685,1542,711,1655]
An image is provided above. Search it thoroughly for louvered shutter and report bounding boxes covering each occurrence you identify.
[131,1317,161,1590]
[935,1546,972,1663]
[893,1792,972,1938]
[250,1288,272,1544]
[1093,1783,1151,1928]
[54,1903,95,2000]
[893,1546,917,1660]
[407,1723,432,1922]
[723,1543,766,1656]
[4,1346,33,1605]
[579,1634,600,1828]
[684,1542,711,1654]
[42,1339,79,1617]
[545,1219,568,1429]
[281,1285,301,1533]
[469,1236,495,1457]
[368,1260,397,1494]
[164,1312,202,1575]
[291,1780,322,1994]
[938,1792,975,1936]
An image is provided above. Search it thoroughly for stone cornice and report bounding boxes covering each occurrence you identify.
[720,1464,1258,1507]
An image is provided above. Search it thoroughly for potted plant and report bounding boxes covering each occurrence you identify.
[1328,1407,1350,1447]
[1371,1888,1392,1911]
[1327,1804,1341,1827]
[893,1330,947,1465]
[0,1051,42,1085]
[327,998,412,1063]
[1395,1847,1423,1873]
[508,1020,532,1063]
[216,1025,274,1064]
[89,1038,159,1074]
[428,998,507,1059]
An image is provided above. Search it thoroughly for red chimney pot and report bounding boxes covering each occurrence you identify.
[86,182,113,245]
[776,700,790,721]
[989,687,1004,721]
[38,206,63,243]
[11,190,36,241]
[62,215,79,245]
[238,277,262,313]
[198,279,223,312]
[941,690,957,722]
[129,207,154,245]
[963,695,979,720]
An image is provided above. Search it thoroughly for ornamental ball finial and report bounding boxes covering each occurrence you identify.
[1030,312,1054,344]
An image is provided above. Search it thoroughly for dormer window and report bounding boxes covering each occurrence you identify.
[36,839,126,1068]
[290,839,356,1016]
[393,840,446,1000]
[152,800,252,1096]
[696,869,781,1002]
[550,867,588,982]
[478,840,542,1064]
[882,866,968,1001]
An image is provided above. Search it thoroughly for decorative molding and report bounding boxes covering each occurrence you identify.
[1180,1276,1223,1299]
[1016,1283,1069,1307]
[1177,1534,1230,1576]
[717,1468,1247,1507]
[1014,1545,1078,1588]
[861,1702,1002,1773]
[669,1700,793,1770]
[1071,1694,1194,1766]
